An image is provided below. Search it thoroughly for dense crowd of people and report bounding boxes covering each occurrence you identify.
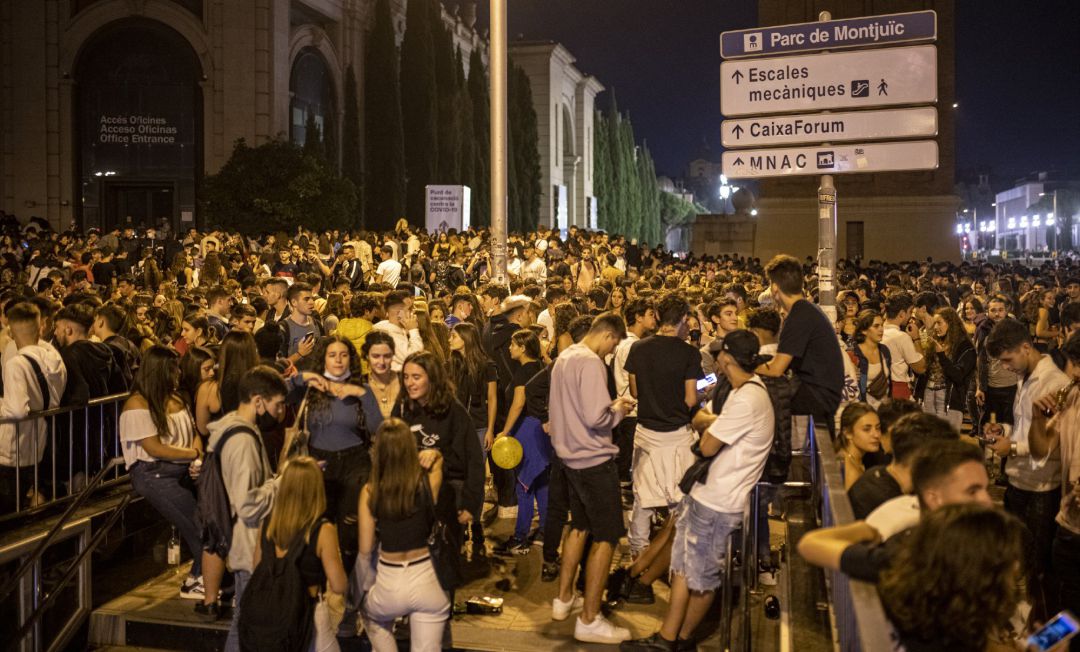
[1,211,1079,651]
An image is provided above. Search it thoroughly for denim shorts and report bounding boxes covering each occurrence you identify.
[670,496,743,592]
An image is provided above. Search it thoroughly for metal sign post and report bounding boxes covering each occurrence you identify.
[489,0,508,286]
[817,11,837,320]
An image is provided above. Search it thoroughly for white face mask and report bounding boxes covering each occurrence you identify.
[323,369,351,383]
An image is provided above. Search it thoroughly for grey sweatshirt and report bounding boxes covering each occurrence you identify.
[549,343,626,470]
[207,412,277,573]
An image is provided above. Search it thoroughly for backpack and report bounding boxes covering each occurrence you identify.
[196,425,259,558]
[237,521,319,652]
[710,373,794,483]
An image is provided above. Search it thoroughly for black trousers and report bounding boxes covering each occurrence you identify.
[1052,528,1080,651]
[310,443,370,570]
[614,417,637,484]
[983,385,1017,427]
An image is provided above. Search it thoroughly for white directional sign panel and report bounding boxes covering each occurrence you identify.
[722,140,938,179]
[721,107,937,148]
[720,44,937,117]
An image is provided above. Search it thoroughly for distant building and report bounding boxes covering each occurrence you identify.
[992,171,1080,253]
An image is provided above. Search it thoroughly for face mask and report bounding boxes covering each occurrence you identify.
[689,329,702,342]
[256,409,281,432]
[324,370,351,383]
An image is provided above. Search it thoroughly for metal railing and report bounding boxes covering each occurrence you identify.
[0,393,131,524]
[806,417,895,652]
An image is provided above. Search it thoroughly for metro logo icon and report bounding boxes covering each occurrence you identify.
[743,33,763,52]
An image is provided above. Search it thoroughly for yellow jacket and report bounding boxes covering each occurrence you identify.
[334,317,374,374]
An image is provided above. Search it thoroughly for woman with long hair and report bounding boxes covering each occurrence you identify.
[252,456,348,651]
[288,335,376,573]
[398,352,485,593]
[119,346,205,599]
[606,286,627,314]
[850,310,892,408]
[179,346,215,409]
[195,331,260,436]
[170,251,193,289]
[926,306,976,430]
[359,418,447,652]
[362,331,399,431]
[414,300,449,363]
[961,297,985,337]
[180,313,213,352]
[879,504,1027,652]
[494,329,549,555]
[321,292,347,334]
[837,402,881,490]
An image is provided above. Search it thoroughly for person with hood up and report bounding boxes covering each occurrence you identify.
[0,302,66,512]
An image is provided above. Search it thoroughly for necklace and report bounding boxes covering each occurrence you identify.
[369,376,397,405]
[843,448,865,471]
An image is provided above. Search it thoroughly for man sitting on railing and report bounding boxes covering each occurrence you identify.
[0,302,67,512]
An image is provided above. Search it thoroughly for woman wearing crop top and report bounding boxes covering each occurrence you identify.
[253,456,348,652]
[359,418,447,652]
[119,346,204,599]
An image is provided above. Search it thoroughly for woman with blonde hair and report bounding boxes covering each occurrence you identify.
[359,418,447,652]
[250,456,348,651]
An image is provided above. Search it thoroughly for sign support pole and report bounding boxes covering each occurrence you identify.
[489,0,508,286]
[817,11,837,322]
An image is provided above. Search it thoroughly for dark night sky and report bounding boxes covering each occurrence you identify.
[476,0,1080,186]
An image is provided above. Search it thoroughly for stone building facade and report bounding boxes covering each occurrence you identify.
[0,0,598,234]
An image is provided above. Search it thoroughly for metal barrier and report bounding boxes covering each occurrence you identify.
[806,418,895,652]
[0,393,130,523]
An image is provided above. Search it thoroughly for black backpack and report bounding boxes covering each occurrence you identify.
[238,522,319,652]
[196,425,258,558]
[710,373,795,483]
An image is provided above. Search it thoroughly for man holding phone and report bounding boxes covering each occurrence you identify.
[281,282,322,363]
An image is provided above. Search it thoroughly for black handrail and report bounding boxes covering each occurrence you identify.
[0,392,131,424]
[0,456,126,605]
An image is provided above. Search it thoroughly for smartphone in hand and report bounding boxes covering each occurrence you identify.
[1028,611,1079,652]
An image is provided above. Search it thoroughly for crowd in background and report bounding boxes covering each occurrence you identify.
[2,209,1080,651]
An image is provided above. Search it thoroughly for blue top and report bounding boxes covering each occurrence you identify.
[290,375,370,452]
[360,387,384,435]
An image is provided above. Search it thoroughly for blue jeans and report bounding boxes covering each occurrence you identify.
[224,569,251,652]
[670,496,743,592]
[514,467,549,541]
[130,461,202,576]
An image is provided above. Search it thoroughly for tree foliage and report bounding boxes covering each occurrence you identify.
[202,138,357,234]
[508,61,541,232]
[363,0,406,231]
[467,49,490,227]
[341,64,363,213]
[400,0,438,225]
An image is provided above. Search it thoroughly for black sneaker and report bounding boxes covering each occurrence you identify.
[194,601,224,621]
[676,637,698,652]
[624,579,655,605]
[541,560,560,582]
[607,567,630,600]
[493,537,530,556]
[619,632,677,651]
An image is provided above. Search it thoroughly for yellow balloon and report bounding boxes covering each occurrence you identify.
[491,436,523,469]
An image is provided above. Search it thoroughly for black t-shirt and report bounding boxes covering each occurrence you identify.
[838,528,911,583]
[778,299,844,414]
[92,261,116,287]
[508,360,545,425]
[847,466,903,520]
[624,335,702,431]
[524,365,551,422]
[455,360,498,431]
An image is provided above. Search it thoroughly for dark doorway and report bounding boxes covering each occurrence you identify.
[104,183,175,233]
[74,18,202,232]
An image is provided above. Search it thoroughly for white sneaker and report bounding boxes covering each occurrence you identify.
[574,614,631,644]
[179,575,205,600]
[551,594,584,621]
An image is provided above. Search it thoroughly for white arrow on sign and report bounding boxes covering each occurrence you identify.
[722,140,938,179]
[721,107,938,148]
[720,45,937,117]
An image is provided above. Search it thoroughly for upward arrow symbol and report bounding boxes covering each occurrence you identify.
[731,70,744,84]
[732,124,744,139]
[733,157,744,166]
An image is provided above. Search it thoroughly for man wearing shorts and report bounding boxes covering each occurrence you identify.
[622,331,774,652]
[549,312,636,644]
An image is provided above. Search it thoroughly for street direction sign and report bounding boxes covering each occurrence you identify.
[721,140,938,179]
[720,45,937,117]
[720,10,937,59]
[721,107,938,148]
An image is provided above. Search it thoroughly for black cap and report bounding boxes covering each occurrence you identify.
[713,330,771,372]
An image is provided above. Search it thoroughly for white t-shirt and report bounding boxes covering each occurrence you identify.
[881,323,923,382]
[691,376,774,513]
[376,258,402,287]
[119,407,196,469]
